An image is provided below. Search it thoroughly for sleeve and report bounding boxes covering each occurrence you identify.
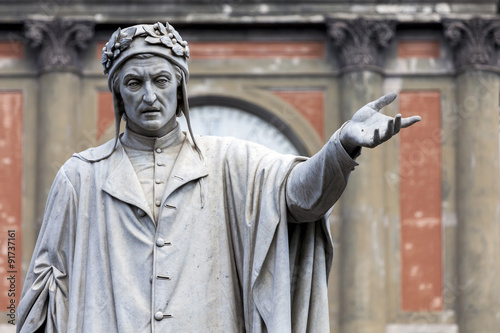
[241,146,334,332]
[17,166,78,333]
[285,126,359,222]
[222,139,333,332]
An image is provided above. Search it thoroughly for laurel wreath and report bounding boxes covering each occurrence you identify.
[101,22,189,75]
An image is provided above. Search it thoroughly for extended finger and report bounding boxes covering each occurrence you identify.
[394,114,402,134]
[373,128,380,147]
[366,92,397,111]
[401,115,422,128]
[380,119,394,142]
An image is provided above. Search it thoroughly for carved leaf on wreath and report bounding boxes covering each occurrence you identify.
[120,37,133,49]
[108,28,119,50]
[145,36,162,44]
[103,49,112,65]
[101,51,107,65]
[122,27,136,39]
[172,29,183,44]
[161,37,174,48]
[172,43,184,56]
[119,27,136,50]
[143,25,157,38]
[157,22,168,36]
[104,44,111,58]
[166,23,174,33]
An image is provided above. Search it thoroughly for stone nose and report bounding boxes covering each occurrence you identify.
[142,83,157,105]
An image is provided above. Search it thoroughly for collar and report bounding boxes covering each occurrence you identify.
[120,122,184,151]
[102,130,208,216]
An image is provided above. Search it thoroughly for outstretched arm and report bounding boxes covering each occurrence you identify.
[286,93,421,222]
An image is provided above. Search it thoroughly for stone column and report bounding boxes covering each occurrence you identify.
[24,17,94,233]
[444,17,500,333]
[328,18,395,333]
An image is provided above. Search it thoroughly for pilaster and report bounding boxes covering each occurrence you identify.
[443,17,500,333]
[24,17,94,232]
[327,17,396,333]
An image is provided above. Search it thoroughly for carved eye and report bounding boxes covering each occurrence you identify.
[127,80,140,89]
[156,77,170,86]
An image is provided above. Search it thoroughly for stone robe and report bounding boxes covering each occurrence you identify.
[17,127,356,332]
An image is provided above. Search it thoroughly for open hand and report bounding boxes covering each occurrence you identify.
[340,93,421,155]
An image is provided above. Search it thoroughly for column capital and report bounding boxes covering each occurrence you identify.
[443,17,500,72]
[24,17,94,73]
[327,17,396,72]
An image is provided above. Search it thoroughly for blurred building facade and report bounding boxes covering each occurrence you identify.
[1,1,500,332]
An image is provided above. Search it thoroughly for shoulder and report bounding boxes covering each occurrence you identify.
[195,135,275,158]
[62,137,117,173]
[72,138,117,162]
[194,135,298,174]
[58,138,119,188]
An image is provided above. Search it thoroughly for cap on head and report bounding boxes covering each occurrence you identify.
[102,22,190,90]
[89,22,202,163]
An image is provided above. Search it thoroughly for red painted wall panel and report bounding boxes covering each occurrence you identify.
[399,91,442,311]
[398,41,440,59]
[189,41,325,59]
[0,42,24,59]
[0,92,23,313]
[272,90,324,139]
[96,41,325,60]
[97,91,115,141]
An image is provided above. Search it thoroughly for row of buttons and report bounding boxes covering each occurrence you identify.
[155,229,173,321]
[154,146,167,221]
[153,144,171,323]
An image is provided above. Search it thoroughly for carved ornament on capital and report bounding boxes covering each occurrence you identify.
[327,17,396,71]
[443,17,500,71]
[24,17,94,72]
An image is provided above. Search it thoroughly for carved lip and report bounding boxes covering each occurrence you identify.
[141,107,161,113]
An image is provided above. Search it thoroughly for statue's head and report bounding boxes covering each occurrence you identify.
[112,54,181,137]
[94,22,198,161]
[103,22,189,86]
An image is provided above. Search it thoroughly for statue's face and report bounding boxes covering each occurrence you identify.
[118,56,179,137]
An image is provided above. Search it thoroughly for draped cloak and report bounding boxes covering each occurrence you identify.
[16,130,354,332]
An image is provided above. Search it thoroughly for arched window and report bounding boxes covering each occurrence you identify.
[179,96,308,156]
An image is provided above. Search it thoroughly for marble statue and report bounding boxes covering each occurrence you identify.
[17,22,420,332]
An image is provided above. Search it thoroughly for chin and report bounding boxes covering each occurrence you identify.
[141,121,165,131]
